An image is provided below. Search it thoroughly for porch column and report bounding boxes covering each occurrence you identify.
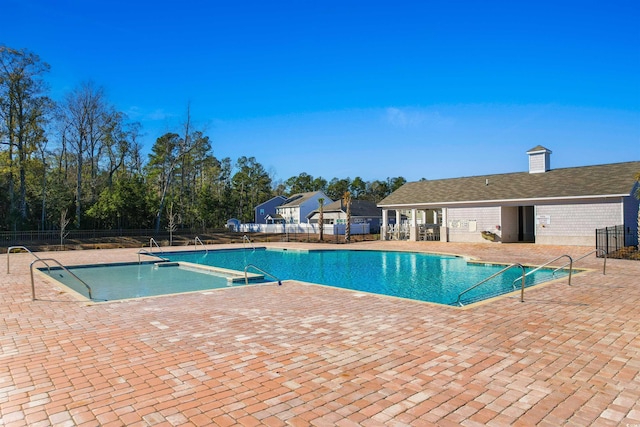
[410,208,418,241]
[395,210,402,240]
[381,209,388,240]
[440,208,448,242]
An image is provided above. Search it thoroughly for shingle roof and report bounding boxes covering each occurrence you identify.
[527,145,551,153]
[378,161,640,207]
[307,199,382,218]
[279,191,324,208]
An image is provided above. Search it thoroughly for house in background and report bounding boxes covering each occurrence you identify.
[254,195,287,224]
[307,199,384,233]
[275,191,332,224]
[378,146,640,246]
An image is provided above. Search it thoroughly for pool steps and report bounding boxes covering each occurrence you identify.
[155,261,264,283]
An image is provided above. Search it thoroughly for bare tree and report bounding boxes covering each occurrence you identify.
[59,208,70,249]
[166,203,181,246]
[57,81,110,227]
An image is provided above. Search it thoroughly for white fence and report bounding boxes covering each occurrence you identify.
[237,223,370,235]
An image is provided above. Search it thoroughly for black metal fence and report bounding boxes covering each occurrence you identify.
[0,228,221,247]
[595,224,638,257]
[0,226,378,249]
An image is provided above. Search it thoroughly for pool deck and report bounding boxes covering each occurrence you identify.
[1,241,639,426]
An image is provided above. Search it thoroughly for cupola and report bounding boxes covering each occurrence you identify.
[527,145,552,173]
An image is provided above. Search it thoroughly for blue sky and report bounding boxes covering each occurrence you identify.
[2,0,639,183]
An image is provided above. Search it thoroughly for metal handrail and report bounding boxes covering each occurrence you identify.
[456,263,526,307]
[137,249,168,264]
[194,236,208,253]
[30,258,93,301]
[149,237,164,253]
[242,235,255,251]
[244,264,282,286]
[553,249,606,275]
[512,254,573,289]
[7,245,48,274]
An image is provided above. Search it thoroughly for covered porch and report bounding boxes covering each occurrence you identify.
[381,207,446,241]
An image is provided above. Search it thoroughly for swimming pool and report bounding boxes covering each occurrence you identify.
[40,261,265,301]
[40,248,571,305]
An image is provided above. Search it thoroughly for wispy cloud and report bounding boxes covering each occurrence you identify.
[384,107,454,129]
[126,106,175,121]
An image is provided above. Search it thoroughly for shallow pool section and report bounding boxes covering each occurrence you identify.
[164,248,571,306]
[39,261,263,301]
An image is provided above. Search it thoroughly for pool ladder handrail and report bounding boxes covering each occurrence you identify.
[194,236,208,253]
[137,249,169,264]
[7,245,49,274]
[244,264,282,286]
[242,235,255,252]
[149,237,164,253]
[456,263,526,307]
[30,258,93,301]
[511,254,574,289]
[552,249,606,276]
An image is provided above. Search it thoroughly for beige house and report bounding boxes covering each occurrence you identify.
[378,147,640,246]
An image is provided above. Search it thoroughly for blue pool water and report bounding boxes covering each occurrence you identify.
[43,262,248,301]
[163,248,567,306]
[41,248,570,305]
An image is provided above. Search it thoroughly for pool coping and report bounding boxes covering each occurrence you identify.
[33,246,589,308]
[33,259,267,304]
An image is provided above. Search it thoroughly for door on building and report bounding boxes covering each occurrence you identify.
[518,206,535,242]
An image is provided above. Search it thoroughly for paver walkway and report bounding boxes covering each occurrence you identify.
[1,242,639,426]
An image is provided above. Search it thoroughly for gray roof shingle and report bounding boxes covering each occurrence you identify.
[307,199,382,218]
[378,161,640,207]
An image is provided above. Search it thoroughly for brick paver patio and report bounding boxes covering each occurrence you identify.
[1,241,639,426]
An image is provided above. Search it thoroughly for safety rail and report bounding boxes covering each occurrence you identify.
[30,258,93,301]
[243,235,255,251]
[511,254,573,289]
[149,237,164,253]
[7,245,49,274]
[194,236,208,253]
[553,249,606,275]
[456,263,526,307]
[137,249,169,264]
[244,264,282,286]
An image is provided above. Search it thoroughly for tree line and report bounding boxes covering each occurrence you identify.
[0,46,407,232]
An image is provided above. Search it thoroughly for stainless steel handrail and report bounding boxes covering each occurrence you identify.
[456,263,526,307]
[149,237,164,253]
[244,264,282,286]
[7,245,48,274]
[553,249,605,275]
[137,249,169,263]
[243,235,255,251]
[512,254,573,289]
[30,258,93,301]
[194,236,208,254]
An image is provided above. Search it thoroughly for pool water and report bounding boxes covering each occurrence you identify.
[164,248,567,306]
[41,248,570,305]
[45,262,249,301]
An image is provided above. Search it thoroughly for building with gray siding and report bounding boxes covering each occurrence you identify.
[378,147,640,246]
